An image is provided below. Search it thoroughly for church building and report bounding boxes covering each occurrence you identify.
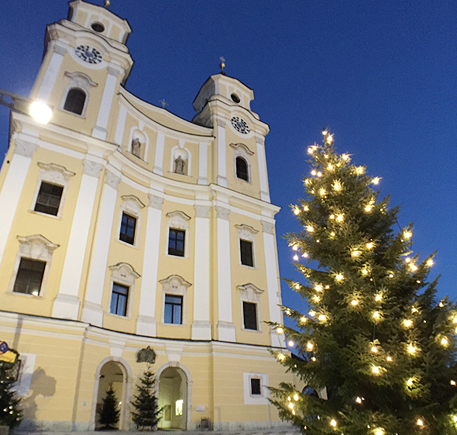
[0,1,297,431]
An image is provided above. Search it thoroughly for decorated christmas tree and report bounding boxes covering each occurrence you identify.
[270,131,457,434]
[0,364,22,429]
[131,365,161,430]
[99,384,119,430]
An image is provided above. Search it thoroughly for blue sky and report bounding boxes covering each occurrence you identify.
[0,1,456,318]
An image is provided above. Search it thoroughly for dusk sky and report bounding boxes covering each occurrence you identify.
[0,0,455,321]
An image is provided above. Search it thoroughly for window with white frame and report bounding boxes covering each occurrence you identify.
[31,163,75,218]
[235,224,258,268]
[238,283,263,332]
[9,235,59,297]
[166,211,190,258]
[243,372,269,405]
[230,143,253,182]
[60,71,97,118]
[108,263,140,317]
[159,275,191,326]
[118,195,144,247]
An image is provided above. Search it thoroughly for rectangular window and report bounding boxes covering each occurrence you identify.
[243,301,258,330]
[240,239,253,267]
[119,212,137,245]
[34,182,63,216]
[13,258,46,296]
[164,294,183,324]
[110,283,129,316]
[250,378,261,395]
[168,229,185,257]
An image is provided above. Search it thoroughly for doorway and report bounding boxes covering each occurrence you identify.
[158,367,187,430]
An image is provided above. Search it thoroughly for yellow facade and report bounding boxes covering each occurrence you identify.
[0,1,299,431]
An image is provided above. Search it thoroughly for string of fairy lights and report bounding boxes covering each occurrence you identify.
[272,130,457,434]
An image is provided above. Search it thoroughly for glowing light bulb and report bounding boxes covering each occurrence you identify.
[288,340,295,347]
[375,429,384,435]
[407,378,414,386]
[278,353,285,361]
[410,264,418,272]
[300,316,307,324]
[292,245,298,251]
[375,294,382,301]
[318,314,326,321]
[315,284,323,292]
[305,179,310,185]
[285,309,291,316]
[426,259,434,267]
[351,300,359,306]
[416,419,424,427]
[362,268,369,275]
[319,188,326,196]
[336,214,344,222]
[304,205,309,211]
[389,273,394,278]
[439,302,445,308]
[351,250,361,258]
[322,130,328,136]
[293,208,300,215]
[356,166,365,174]
[364,205,372,212]
[309,310,315,317]
[306,225,314,232]
[308,146,316,154]
[411,307,418,313]
[333,180,342,191]
[355,397,362,404]
[293,393,299,401]
[366,242,374,249]
[372,366,380,375]
[317,171,323,177]
[29,101,52,124]
[450,380,456,386]
[288,402,294,409]
[307,342,314,351]
[311,170,317,176]
[441,337,449,347]
[329,214,335,220]
[314,295,320,302]
[328,163,334,171]
[453,317,457,324]
[405,257,411,263]
[342,154,349,161]
[372,311,381,319]
[403,319,413,328]
[386,356,393,362]
[311,356,316,362]
[371,346,378,353]
[372,177,380,185]
[408,345,416,354]
[330,419,337,427]
[326,135,334,144]
[335,273,344,282]
[293,254,299,261]
[403,230,412,239]
[302,252,309,258]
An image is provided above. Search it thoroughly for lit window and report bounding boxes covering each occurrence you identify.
[168,229,185,257]
[236,156,249,181]
[13,258,46,296]
[164,294,183,324]
[119,212,136,245]
[63,88,86,115]
[110,283,129,316]
[34,182,63,216]
[250,378,261,395]
[243,301,258,330]
[240,239,253,267]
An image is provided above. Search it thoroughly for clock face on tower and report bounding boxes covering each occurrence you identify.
[231,116,250,134]
[75,45,103,64]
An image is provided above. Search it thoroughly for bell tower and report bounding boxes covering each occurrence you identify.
[30,0,133,140]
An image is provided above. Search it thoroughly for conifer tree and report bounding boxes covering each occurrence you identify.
[99,384,119,429]
[0,364,22,429]
[271,131,457,435]
[131,365,161,430]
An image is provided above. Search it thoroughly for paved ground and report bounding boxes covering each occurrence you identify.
[15,429,300,435]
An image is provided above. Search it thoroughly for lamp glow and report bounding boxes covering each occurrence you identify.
[330,419,337,427]
[29,101,52,124]
[335,273,344,282]
[306,342,314,351]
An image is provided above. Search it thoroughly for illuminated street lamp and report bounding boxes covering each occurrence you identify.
[0,88,52,124]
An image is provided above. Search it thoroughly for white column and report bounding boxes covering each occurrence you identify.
[0,140,37,265]
[256,137,270,202]
[216,119,228,187]
[153,132,165,175]
[197,142,208,185]
[261,220,285,348]
[216,206,235,342]
[136,194,164,336]
[114,104,127,145]
[92,66,120,140]
[37,45,66,102]
[82,169,121,326]
[52,159,103,320]
[192,205,211,340]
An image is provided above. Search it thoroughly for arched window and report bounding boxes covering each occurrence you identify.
[236,156,249,181]
[63,88,86,115]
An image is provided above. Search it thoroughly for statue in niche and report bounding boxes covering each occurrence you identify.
[131,137,141,158]
[174,155,186,175]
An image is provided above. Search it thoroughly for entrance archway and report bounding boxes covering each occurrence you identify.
[158,366,188,430]
[95,361,127,430]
